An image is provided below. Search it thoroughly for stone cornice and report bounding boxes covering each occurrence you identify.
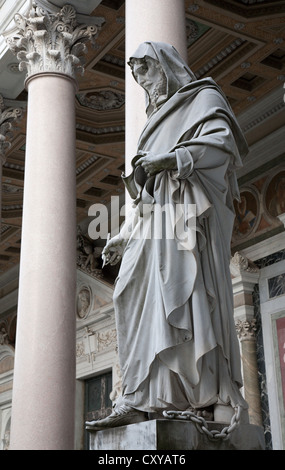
[195,37,246,79]
[4,2,102,82]
[237,86,285,135]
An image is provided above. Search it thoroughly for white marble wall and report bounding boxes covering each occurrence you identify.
[75,269,119,448]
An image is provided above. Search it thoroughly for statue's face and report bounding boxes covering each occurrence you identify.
[132,57,166,101]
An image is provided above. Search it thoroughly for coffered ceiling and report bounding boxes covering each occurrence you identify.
[1,0,285,276]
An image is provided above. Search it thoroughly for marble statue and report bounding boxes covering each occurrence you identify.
[86,41,249,431]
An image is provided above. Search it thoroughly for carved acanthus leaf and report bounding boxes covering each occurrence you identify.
[235,319,257,340]
[230,251,259,277]
[6,2,100,80]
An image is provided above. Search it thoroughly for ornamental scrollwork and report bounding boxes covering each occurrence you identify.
[0,95,23,163]
[6,2,100,80]
[76,226,103,278]
[97,329,117,352]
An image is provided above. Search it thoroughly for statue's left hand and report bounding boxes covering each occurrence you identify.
[135,151,177,176]
[102,234,126,267]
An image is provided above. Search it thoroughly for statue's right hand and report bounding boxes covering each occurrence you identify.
[102,234,125,267]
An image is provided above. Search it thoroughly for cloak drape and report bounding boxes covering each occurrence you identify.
[114,42,248,412]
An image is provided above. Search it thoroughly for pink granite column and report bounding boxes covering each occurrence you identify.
[10,73,77,450]
[6,3,97,450]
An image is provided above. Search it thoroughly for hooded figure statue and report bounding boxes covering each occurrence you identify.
[86,42,249,431]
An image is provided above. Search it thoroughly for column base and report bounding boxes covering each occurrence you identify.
[88,419,265,450]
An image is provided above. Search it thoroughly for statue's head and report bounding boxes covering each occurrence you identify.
[128,56,167,110]
[128,41,197,115]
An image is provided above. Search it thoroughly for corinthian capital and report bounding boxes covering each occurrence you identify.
[5,2,100,81]
[0,95,23,164]
[230,251,259,277]
[235,318,257,341]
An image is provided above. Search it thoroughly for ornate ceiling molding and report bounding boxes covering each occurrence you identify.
[195,37,246,78]
[204,0,285,18]
[76,89,124,111]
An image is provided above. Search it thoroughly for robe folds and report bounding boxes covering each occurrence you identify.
[114,45,249,413]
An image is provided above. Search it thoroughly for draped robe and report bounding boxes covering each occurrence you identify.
[113,43,249,413]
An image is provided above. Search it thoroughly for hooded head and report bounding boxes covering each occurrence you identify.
[128,42,197,116]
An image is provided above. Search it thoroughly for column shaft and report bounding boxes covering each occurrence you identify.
[241,339,263,426]
[10,74,77,450]
[125,0,187,175]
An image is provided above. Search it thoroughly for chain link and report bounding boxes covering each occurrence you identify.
[162,405,241,441]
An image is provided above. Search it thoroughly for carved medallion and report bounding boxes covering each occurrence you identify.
[77,286,91,319]
[77,90,125,111]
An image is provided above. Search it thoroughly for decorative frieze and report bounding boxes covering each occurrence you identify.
[76,122,125,136]
[5,2,101,81]
[77,226,103,278]
[97,329,117,352]
[76,327,117,364]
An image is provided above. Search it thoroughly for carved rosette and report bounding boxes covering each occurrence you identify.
[0,95,23,164]
[6,2,98,81]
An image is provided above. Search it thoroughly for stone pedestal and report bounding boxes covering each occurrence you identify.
[88,419,265,451]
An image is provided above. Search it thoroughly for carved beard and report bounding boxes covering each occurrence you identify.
[149,77,167,108]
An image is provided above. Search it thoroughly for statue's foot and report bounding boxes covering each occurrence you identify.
[86,404,148,430]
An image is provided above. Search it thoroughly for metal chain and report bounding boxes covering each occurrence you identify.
[162,405,242,441]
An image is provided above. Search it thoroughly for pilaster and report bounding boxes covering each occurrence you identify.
[231,252,263,427]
